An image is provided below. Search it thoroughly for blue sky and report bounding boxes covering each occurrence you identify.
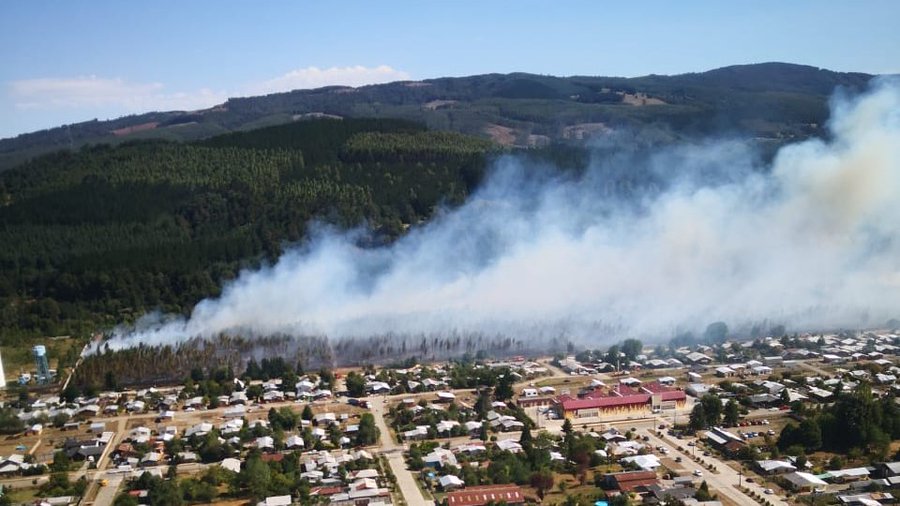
[2,0,899,139]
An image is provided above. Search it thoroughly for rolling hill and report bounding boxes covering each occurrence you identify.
[0,62,874,172]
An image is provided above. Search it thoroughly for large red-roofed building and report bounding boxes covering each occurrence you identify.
[446,485,525,506]
[555,383,686,419]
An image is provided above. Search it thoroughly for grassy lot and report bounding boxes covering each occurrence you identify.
[1,336,88,385]
[535,376,590,390]
[5,486,42,503]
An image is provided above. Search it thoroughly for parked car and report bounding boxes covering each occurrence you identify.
[693,470,703,477]
[764,489,774,495]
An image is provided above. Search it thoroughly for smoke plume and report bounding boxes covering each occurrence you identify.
[105,81,900,351]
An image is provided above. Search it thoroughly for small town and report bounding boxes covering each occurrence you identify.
[1,329,899,506]
[2,2,899,506]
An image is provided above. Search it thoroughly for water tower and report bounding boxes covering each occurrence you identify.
[33,345,50,384]
[0,350,6,389]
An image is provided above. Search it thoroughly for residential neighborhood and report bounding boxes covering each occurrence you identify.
[1,329,900,506]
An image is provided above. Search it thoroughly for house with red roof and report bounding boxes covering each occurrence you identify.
[446,485,525,506]
[602,470,659,493]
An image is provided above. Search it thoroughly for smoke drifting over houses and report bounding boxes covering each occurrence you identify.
[106,81,900,351]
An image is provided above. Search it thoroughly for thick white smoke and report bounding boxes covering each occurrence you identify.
[106,81,900,351]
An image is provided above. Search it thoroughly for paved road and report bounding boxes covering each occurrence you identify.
[81,418,128,505]
[92,474,125,506]
[367,396,433,506]
[644,429,786,506]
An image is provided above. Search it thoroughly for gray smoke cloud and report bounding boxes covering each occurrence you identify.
[104,81,900,351]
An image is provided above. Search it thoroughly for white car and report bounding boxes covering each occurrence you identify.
[764,489,774,495]
[693,470,703,477]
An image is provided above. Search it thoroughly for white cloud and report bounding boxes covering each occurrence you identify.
[7,65,411,117]
[246,65,411,95]
[9,75,228,112]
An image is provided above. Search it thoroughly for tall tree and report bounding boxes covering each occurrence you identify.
[700,394,723,427]
[723,399,740,427]
[703,322,728,343]
[689,403,707,431]
[355,413,379,446]
[621,339,643,362]
[529,469,554,500]
[605,345,622,369]
[345,371,366,398]
[494,371,514,402]
[243,457,272,501]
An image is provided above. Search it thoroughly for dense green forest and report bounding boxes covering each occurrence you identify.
[0,118,497,347]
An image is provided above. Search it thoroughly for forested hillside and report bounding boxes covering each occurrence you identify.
[0,118,496,346]
[0,63,874,172]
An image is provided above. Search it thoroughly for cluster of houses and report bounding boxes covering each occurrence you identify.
[358,358,549,397]
[693,352,900,410]
[0,453,38,475]
[552,331,900,417]
[394,390,529,443]
[598,469,719,505]
[557,331,900,379]
[111,407,389,506]
[122,447,389,506]
[417,423,679,500]
[702,425,900,503]
[419,425,717,506]
[751,457,900,500]
[0,367,400,506]
[409,436,552,495]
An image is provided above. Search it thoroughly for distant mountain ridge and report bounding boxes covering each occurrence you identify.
[0,62,874,171]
